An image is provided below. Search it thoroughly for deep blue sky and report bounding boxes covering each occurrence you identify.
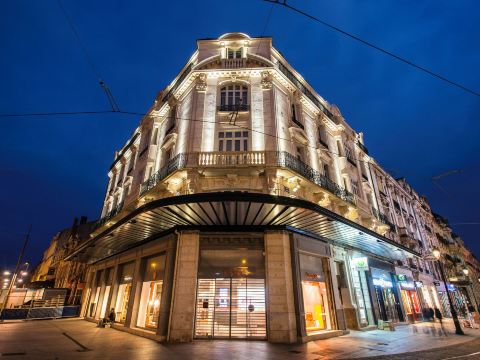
[1,1,479,269]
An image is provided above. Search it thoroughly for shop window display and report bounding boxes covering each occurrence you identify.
[400,282,422,322]
[114,262,134,323]
[136,255,166,330]
[299,253,334,334]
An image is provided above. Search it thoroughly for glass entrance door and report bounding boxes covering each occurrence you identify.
[195,278,266,339]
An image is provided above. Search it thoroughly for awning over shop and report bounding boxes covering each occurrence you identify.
[68,192,419,264]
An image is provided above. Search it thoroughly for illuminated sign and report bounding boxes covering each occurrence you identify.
[373,278,393,288]
[400,281,415,290]
[395,274,407,282]
[433,281,440,286]
[352,257,369,271]
[414,281,423,288]
[305,272,321,280]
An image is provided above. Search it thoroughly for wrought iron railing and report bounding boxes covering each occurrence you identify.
[98,201,124,227]
[137,151,356,207]
[276,151,355,205]
[140,153,187,196]
[217,104,250,112]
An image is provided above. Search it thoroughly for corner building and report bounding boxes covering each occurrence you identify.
[70,33,430,343]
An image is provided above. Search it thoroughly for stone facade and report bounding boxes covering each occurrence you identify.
[66,33,480,343]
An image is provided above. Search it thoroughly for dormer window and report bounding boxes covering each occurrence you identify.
[227,48,242,59]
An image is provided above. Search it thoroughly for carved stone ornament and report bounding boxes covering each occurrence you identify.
[195,73,207,92]
[261,70,272,90]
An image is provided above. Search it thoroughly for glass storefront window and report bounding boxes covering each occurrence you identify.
[350,267,374,327]
[299,253,334,334]
[136,255,166,330]
[114,262,134,323]
[302,280,332,331]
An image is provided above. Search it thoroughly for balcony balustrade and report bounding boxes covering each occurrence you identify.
[196,151,266,167]
[221,58,246,69]
[138,150,356,207]
[217,104,250,112]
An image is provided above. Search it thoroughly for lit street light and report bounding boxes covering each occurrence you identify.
[433,248,465,335]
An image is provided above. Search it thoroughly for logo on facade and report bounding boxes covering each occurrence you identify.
[352,257,369,271]
[395,274,407,282]
[305,272,321,280]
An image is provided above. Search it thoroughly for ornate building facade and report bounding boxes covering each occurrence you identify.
[66,33,479,343]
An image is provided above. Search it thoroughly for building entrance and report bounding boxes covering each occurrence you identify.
[195,278,266,339]
[194,237,266,340]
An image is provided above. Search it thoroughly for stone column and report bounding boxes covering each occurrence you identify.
[156,236,178,339]
[168,231,200,342]
[81,269,96,317]
[104,264,119,317]
[93,270,107,320]
[124,257,143,328]
[265,231,297,343]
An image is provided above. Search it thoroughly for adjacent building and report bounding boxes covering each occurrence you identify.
[31,216,96,304]
[63,33,479,343]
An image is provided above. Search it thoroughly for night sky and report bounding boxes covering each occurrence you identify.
[1,1,479,270]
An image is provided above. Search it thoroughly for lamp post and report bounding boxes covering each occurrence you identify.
[432,249,464,335]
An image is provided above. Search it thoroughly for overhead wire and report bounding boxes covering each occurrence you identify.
[56,0,121,111]
[0,108,379,165]
[263,0,480,98]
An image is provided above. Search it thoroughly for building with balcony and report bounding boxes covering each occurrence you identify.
[65,33,478,343]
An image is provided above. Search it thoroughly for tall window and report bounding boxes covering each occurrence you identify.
[227,48,242,59]
[220,85,248,109]
[151,127,159,145]
[323,164,330,180]
[318,125,328,147]
[218,131,249,152]
[351,180,359,196]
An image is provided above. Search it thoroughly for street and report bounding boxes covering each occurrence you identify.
[0,318,479,359]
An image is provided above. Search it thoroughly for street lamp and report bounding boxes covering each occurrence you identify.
[432,248,465,335]
[462,268,469,276]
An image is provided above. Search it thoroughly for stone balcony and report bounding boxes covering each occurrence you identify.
[121,151,394,235]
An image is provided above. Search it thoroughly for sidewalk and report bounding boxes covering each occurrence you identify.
[0,318,479,359]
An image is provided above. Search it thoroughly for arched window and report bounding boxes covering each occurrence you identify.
[220,84,248,111]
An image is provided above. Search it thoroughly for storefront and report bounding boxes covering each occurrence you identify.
[348,255,375,328]
[194,237,266,339]
[399,281,423,322]
[300,253,335,333]
[114,262,134,323]
[369,259,404,323]
[136,254,166,330]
